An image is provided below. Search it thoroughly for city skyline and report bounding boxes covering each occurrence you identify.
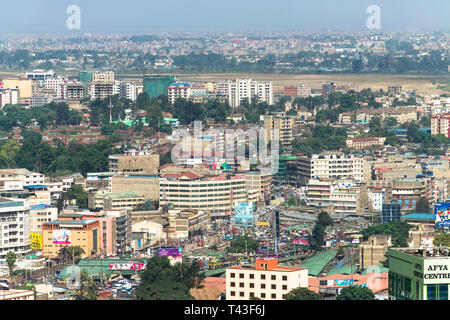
[0,0,449,35]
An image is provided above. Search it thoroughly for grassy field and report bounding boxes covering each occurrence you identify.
[1,70,449,95]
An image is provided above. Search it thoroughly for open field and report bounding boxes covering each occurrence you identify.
[170,73,450,95]
[1,70,449,95]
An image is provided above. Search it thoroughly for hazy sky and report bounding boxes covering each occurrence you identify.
[0,0,449,34]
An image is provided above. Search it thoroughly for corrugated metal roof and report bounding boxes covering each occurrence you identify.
[300,249,337,276]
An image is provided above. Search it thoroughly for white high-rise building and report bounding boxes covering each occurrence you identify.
[217,78,273,107]
[0,198,31,263]
[0,89,19,108]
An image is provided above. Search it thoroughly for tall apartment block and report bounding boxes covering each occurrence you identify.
[217,78,273,108]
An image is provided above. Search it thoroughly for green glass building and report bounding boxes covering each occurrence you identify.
[388,247,450,300]
[143,75,175,98]
[79,71,93,84]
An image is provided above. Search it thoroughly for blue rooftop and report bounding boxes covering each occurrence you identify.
[25,185,48,189]
[401,213,435,221]
[30,204,52,210]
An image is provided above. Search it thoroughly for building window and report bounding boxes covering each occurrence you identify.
[282,275,287,281]
[230,273,235,278]
[230,291,235,296]
[271,284,276,290]
[439,284,448,300]
[261,284,266,289]
[261,274,266,280]
[282,285,287,290]
[239,292,244,297]
[249,292,254,298]
[239,283,244,288]
[282,294,287,299]
[427,284,437,300]
[249,274,254,279]
[271,294,276,299]
[271,275,276,280]
[239,273,244,279]
[249,283,254,288]
[230,282,235,287]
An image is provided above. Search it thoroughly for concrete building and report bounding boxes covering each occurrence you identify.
[42,216,100,259]
[292,153,364,186]
[0,169,45,186]
[0,198,31,263]
[0,88,19,108]
[92,71,115,83]
[159,173,247,218]
[226,259,308,300]
[388,247,450,300]
[346,137,386,149]
[297,84,312,97]
[245,171,272,201]
[431,114,450,138]
[0,289,35,300]
[263,114,294,147]
[29,204,58,233]
[91,191,145,211]
[217,78,273,108]
[390,178,425,213]
[111,175,159,202]
[108,153,159,175]
[168,209,210,240]
[306,178,365,218]
[359,235,392,269]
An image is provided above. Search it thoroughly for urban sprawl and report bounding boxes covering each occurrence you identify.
[0,31,449,301]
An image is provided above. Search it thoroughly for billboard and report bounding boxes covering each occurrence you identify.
[233,203,254,227]
[335,279,354,286]
[292,238,309,245]
[109,262,145,270]
[30,232,42,249]
[53,229,71,244]
[158,248,182,259]
[435,203,450,227]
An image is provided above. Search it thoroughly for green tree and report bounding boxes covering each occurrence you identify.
[0,140,20,168]
[135,256,204,300]
[66,246,86,263]
[66,184,88,208]
[336,286,375,300]
[226,235,260,254]
[6,251,17,277]
[433,233,450,247]
[317,211,333,227]
[77,270,98,300]
[286,287,321,300]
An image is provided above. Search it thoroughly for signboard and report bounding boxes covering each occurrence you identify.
[335,279,354,286]
[292,238,309,245]
[109,262,145,270]
[53,229,71,244]
[435,203,450,227]
[257,221,269,226]
[233,203,254,227]
[158,248,182,259]
[30,232,42,249]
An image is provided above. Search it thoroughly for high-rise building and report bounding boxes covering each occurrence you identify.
[92,71,115,83]
[381,203,402,223]
[322,82,336,98]
[297,84,312,97]
[217,78,273,108]
[143,75,175,98]
[388,247,450,300]
[431,113,450,138]
[0,198,31,263]
[293,153,364,186]
[263,114,294,147]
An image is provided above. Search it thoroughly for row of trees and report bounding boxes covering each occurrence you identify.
[292,125,348,155]
[0,103,82,132]
[0,131,120,176]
